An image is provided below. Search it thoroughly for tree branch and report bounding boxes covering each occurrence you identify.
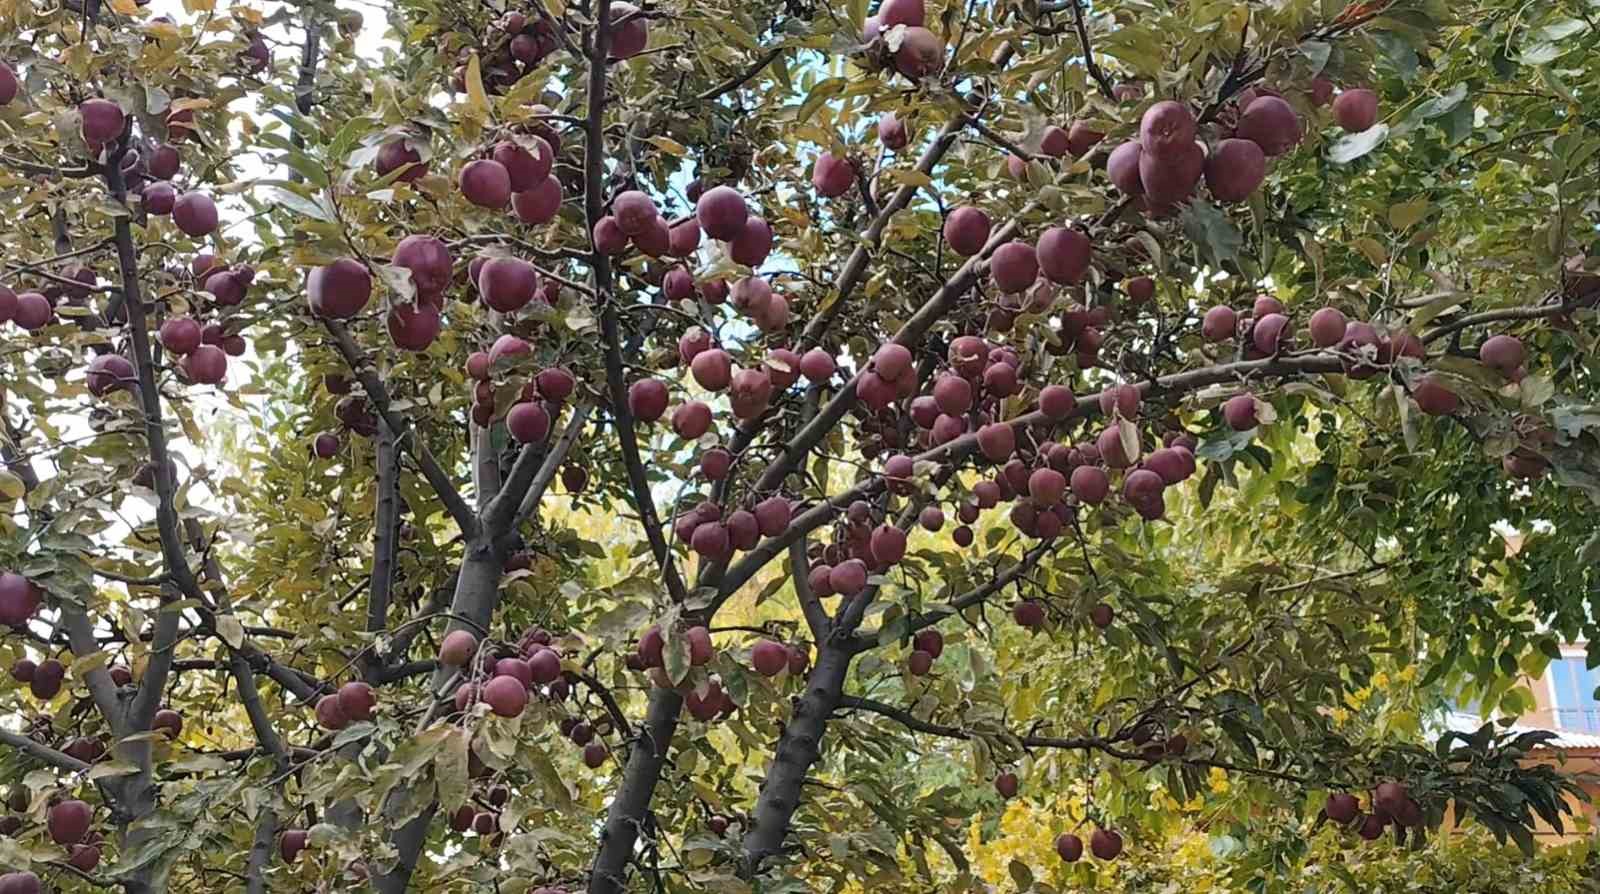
[797,42,1018,351]
[514,402,593,527]
[59,605,126,730]
[1421,296,1578,344]
[582,10,696,891]
[837,697,1312,784]
[724,352,1347,598]
[880,539,1057,642]
[364,418,400,680]
[588,687,684,894]
[789,540,829,642]
[322,320,479,538]
[0,727,91,773]
[584,3,687,606]
[471,416,502,512]
[740,641,852,874]
[697,46,785,101]
[1069,0,1116,99]
[725,203,1043,597]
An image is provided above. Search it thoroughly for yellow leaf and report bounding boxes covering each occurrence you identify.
[646,136,687,157]
[1387,198,1430,231]
[464,53,490,120]
[0,470,23,501]
[216,613,245,649]
[1352,236,1388,267]
[181,0,214,13]
[435,727,470,811]
[542,0,565,15]
[110,0,140,15]
[70,650,110,677]
[885,168,934,188]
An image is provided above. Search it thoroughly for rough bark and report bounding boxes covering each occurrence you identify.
[740,642,854,874]
[587,687,684,894]
[364,418,400,680]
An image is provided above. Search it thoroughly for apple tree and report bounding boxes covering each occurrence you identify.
[2,0,1599,891]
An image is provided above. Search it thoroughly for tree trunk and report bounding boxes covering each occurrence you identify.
[374,804,436,894]
[374,539,505,891]
[436,538,508,670]
[587,686,684,894]
[740,642,853,874]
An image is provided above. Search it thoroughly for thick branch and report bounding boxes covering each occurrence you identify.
[584,3,687,606]
[103,154,192,737]
[59,605,125,730]
[471,419,502,511]
[730,507,1042,854]
[234,654,289,788]
[245,805,278,894]
[364,419,400,679]
[740,642,852,874]
[587,687,683,894]
[264,661,324,704]
[513,402,593,527]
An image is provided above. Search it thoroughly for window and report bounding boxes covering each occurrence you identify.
[1547,658,1600,733]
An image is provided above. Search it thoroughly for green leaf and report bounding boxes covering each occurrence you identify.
[663,625,691,685]
[1179,200,1243,269]
[646,135,687,157]
[435,727,469,812]
[1006,858,1034,890]
[1388,198,1430,231]
[260,186,332,222]
[277,150,330,187]
[1518,42,1565,65]
[1117,417,1141,465]
[1328,125,1390,164]
[0,470,24,501]
[1413,82,1467,120]
[1298,40,1331,74]
[214,614,245,649]
[332,722,375,748]
[1518,374,1554,408]
[87,761,140,779]
[529,747,574,808]
[1408,291,1467,329]
[796,78,846,125]
[1580,531,1600,567]
[375,264,418,304]
[700,16,759,50]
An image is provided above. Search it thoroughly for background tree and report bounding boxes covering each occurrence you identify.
[2,0,1599,891]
